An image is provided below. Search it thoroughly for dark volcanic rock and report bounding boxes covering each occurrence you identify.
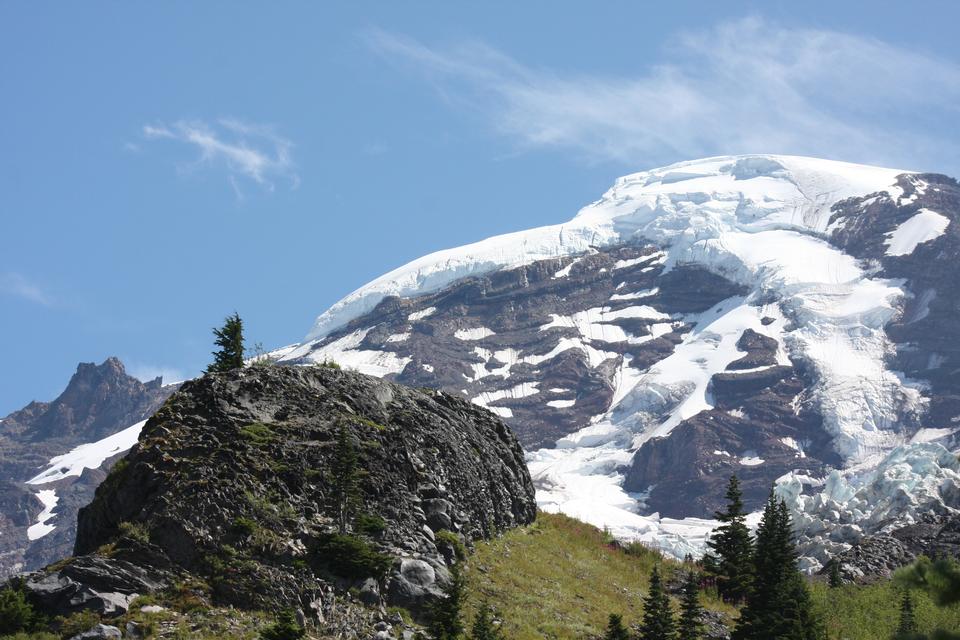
[823,513,960,582]
[0,358,177,579]
[20,365,536,619]
[624,330,838,516]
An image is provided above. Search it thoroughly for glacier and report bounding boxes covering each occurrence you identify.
[284,155,949,559]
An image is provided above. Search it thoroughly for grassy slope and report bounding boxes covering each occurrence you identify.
[811,580,960,640]
[464,512,960,640]
[462,512,736,639]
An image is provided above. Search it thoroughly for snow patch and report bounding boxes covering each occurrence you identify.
[27,489,59,541]
[454,327,496,341]
[547,399,576,409]
[28,420,146,485]
[884,209,950,256]
[408,307,437,321]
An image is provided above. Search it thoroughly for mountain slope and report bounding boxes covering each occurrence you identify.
[276,155,960,565]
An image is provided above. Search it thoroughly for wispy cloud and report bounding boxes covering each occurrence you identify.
[363,18,960,173]
[142,118,298,193]
[0,272,52,306]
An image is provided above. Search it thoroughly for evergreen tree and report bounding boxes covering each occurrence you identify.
[604,613,630,640]
[637,565,676,640]
[430,564,467,639]
[329,423,362,534]
[470,602,504,640]
[895,590,917,639]
[828,558,843,588]
[705,475,754,602]
[677,571,704,640]
[732,493,824,640]
[896,556,960,607]
[207,312,245,372]
[260,608,305,640]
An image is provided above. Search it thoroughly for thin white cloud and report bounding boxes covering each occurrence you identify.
[0,272,52,306]
[363,18,960,174]
[142,118,298,192]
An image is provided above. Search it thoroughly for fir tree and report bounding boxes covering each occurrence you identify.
[604,613,630,640]
[470,602,504,640]
[329,423,362,534]
[677,571,704,640]
[895,590,917,639]
[828,557,843,588]
[705,475,754,602]
[207,312,245,373]
[638,565,676,640]
[260,608,305,640]
[430,564,467,640]
[732,493,824,640]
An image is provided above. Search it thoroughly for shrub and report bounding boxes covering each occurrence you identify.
[436,530,467,560]
[356,513,387,537]
[231,516,258,536]
[0,586,42,634]
[260,609,304,640]
[239,422,276,445]
[118,520,150,544]
[311,534,392,580]
[56,609,100,637]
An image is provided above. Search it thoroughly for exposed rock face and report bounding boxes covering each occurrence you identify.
[0,358,176,578]
[20,365,534,622]
[821,513,960,583]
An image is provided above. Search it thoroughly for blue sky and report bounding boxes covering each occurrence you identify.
[3,1,960,414]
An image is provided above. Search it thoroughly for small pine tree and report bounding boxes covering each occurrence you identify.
[638,565,676,640]
[705,475,754,602]
[471,602,504,640]
[430,564,467,640]
[828,558,843,588]
[0,587,42,634]
[207,312,245,372]
[895,591,917,638]
[329,423,362,534]
[260,608,304,640]
[604,613,630,640]
[677,570,704,640]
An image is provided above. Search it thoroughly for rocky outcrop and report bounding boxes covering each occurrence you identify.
[0,358,177,578]
[821,513,960,583]
[18,365,535,624]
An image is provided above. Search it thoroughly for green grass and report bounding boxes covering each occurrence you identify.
[811,579,960,640]
[239,422,276,445]
[462,512,736,639]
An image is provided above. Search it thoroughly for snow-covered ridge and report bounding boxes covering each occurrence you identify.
[306,155,907,342]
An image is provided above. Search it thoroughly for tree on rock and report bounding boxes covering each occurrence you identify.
[678,570,704,640]
[638,565,676,640]
[732,493,824,640]
[207,312,245,372]
[705,474,754,602]
[604,613,630,640]
[329,423,362,534]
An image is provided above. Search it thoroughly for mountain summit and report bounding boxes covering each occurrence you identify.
[276,155,960,568]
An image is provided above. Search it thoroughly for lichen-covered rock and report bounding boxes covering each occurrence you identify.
[22,365,533,622]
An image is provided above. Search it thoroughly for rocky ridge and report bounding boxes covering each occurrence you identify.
[15,364,535,635]
[0,358,176,579]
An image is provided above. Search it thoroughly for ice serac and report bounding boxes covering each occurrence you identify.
[281,155,960,563]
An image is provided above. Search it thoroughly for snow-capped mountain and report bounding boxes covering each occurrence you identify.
[0,358,177,578]
[276,155,960,565]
